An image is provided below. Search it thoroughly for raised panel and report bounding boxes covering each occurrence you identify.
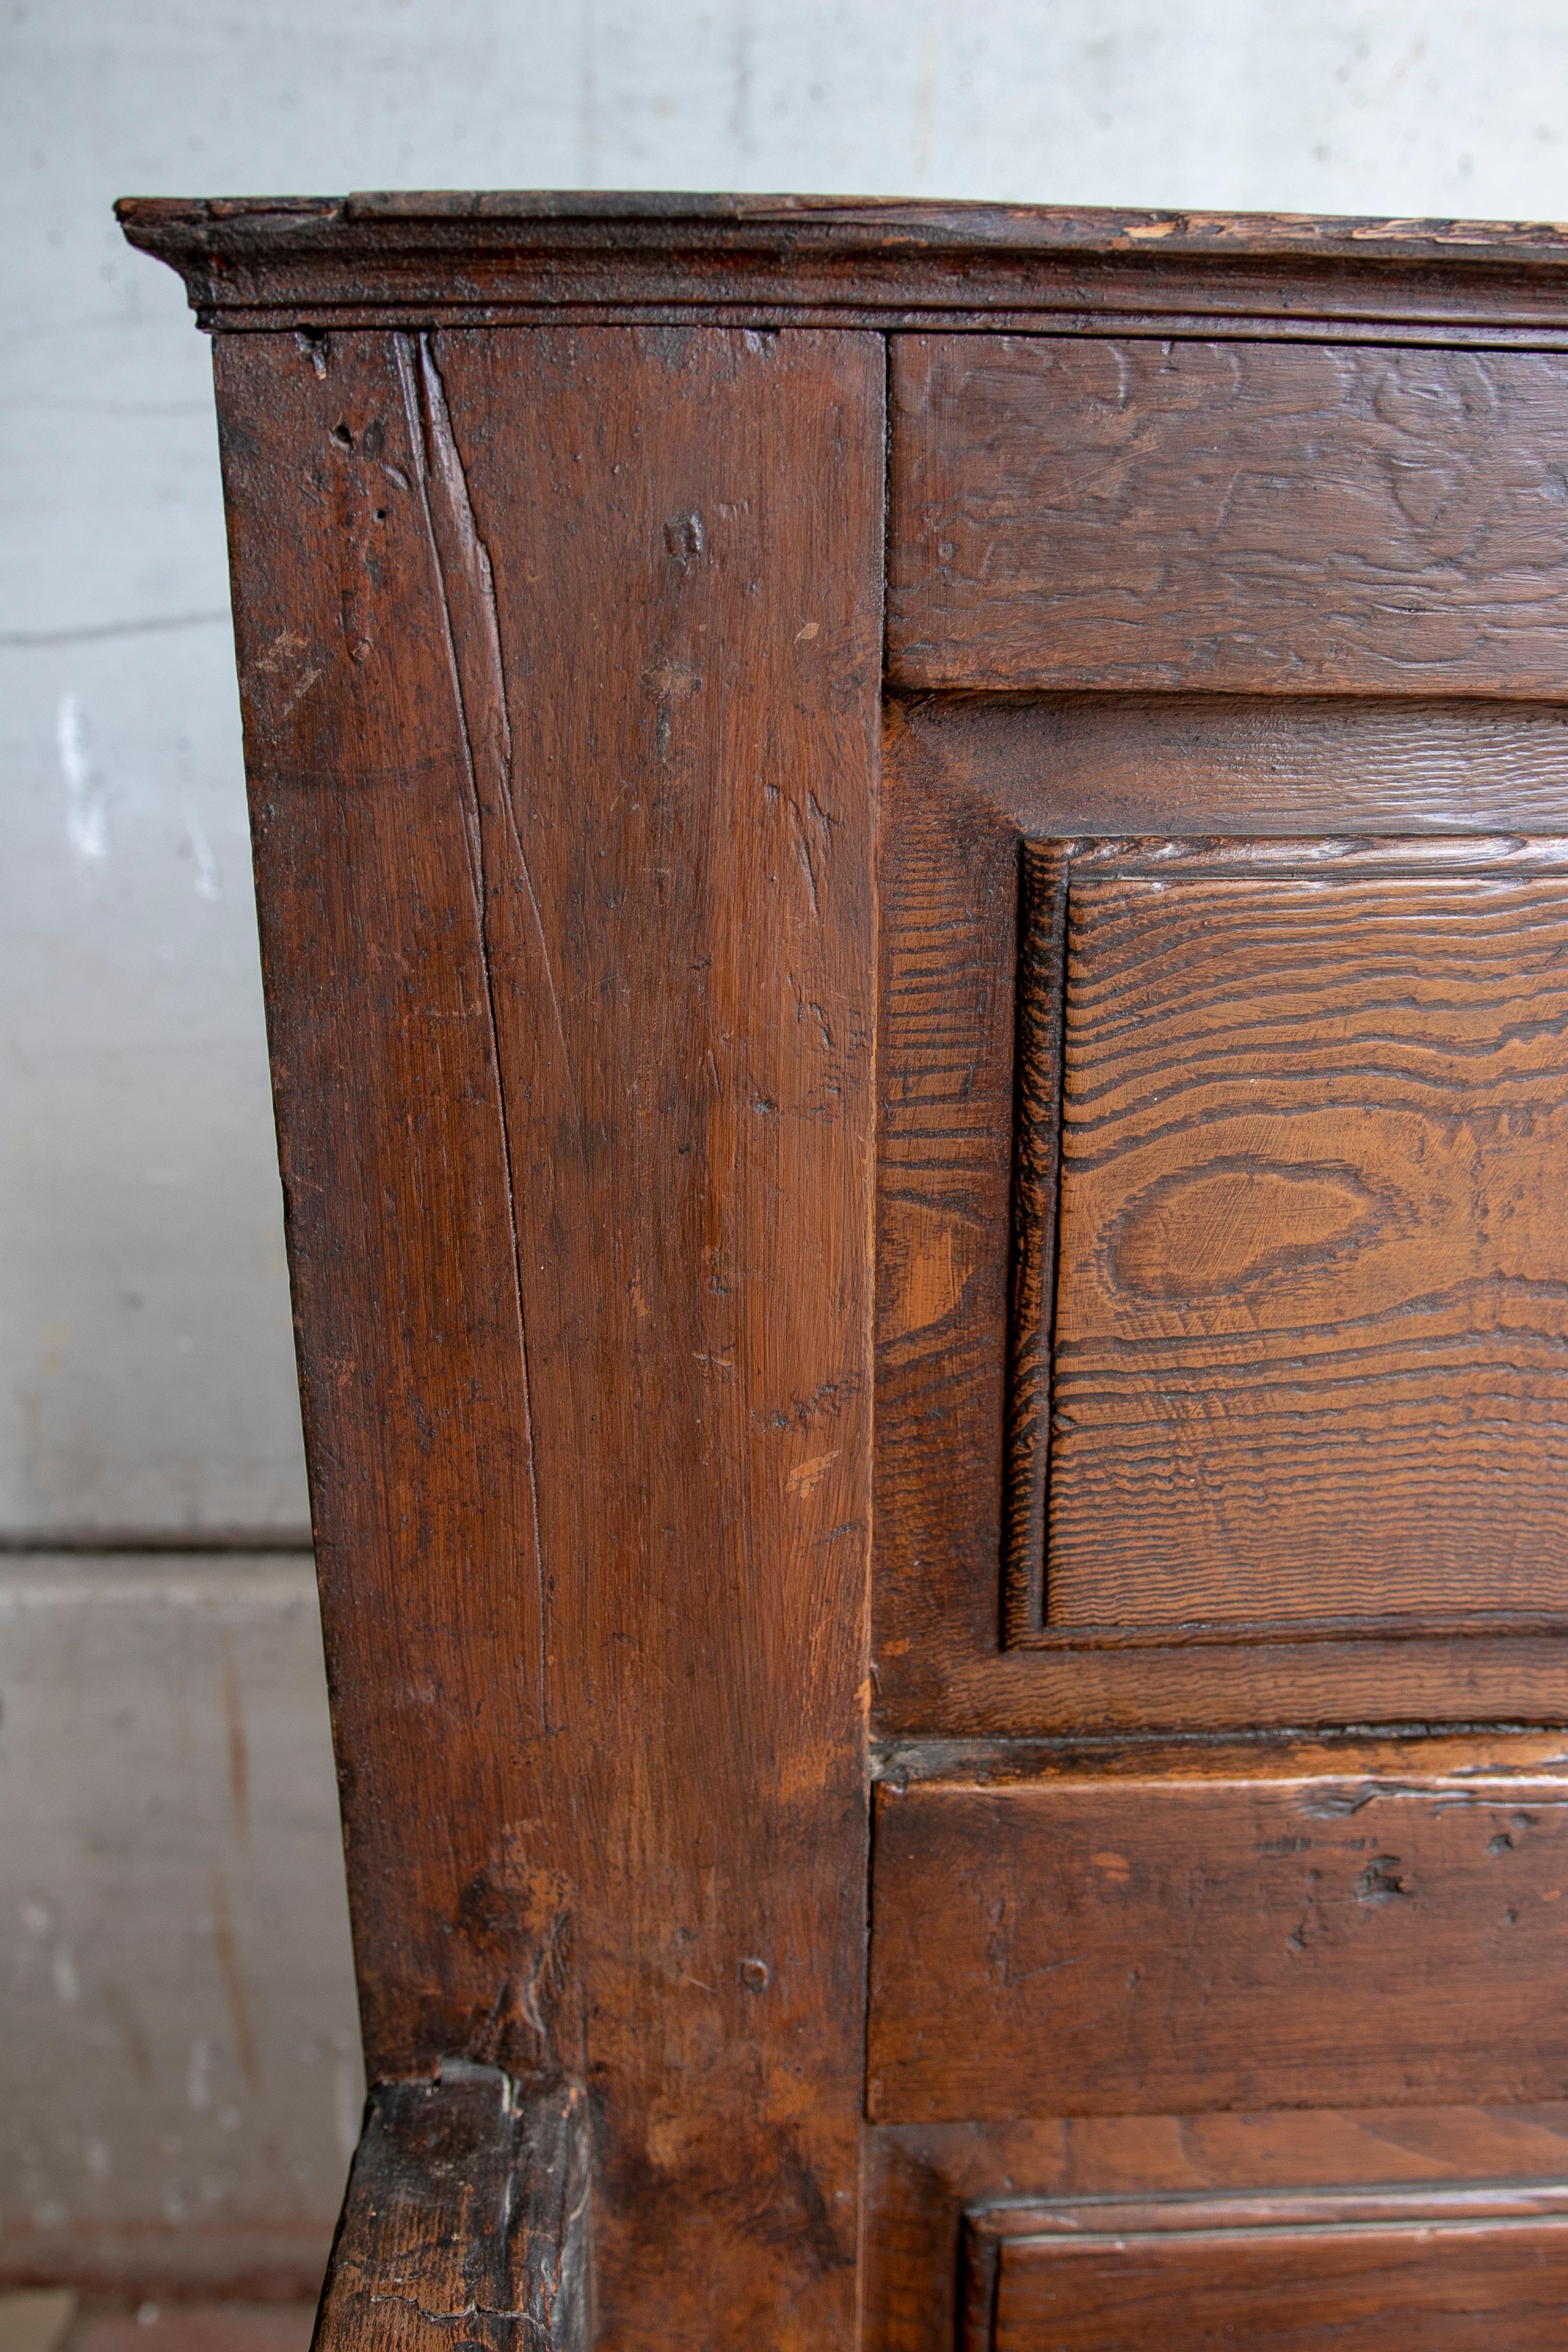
[873,711,1568,1732]
[962,2186,1568,2352]
[1007,837,1568,1643]
[889,338,1568,695]
[868,1765,1568,2124]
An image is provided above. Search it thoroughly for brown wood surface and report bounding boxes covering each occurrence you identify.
[868,1764,1568,2123]
[120,195,1568,343]
[965,2185,1568,2352]
[216,322,882,2350]
[872,1728,1568,1789]
[135,189,1568,2345]
[889,338,1568,695]
[890,693,1568,837]
[1000,841,1069,1641]
[867,2100,1568,2352]
[315,2066,591,2352]
[1024,843,1568,1634]
[875,705,1568,1733]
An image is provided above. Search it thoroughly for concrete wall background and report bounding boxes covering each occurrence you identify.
[5,0,1567,2294]
[3,1560,358,2297]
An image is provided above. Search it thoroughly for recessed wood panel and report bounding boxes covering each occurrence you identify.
[868,1766,1568,2123]
[875,711,1568,1732]
[963,2186,1568,2352]
[1010,840,1568,1638]
[889,338,1568,695]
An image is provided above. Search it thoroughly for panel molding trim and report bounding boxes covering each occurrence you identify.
[1004,832,1568,1652]
[961,2182,1568,2352]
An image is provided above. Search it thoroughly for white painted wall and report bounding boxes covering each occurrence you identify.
[4,0,1567,2293]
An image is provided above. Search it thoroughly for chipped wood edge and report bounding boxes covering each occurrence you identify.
[312,2065,592,2352]
[113,197,1568,340]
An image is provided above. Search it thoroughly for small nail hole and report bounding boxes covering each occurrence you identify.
[331,423,354,450]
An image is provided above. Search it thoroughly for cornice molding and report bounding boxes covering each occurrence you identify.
[116,193,1568,340]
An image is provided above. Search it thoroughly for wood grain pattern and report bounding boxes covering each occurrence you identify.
[889,693,1568,838]
[1016,841,1568,1634]
[133,192,1568,2348]
[964,2185,1568,2352]
[875,712,1568,1732]
[120,195,1568,344]
[890,338,1568,695]
[874,721,1019,1721]
[216,324,882,2350]
[866,2101,1568,2352]
[868,1766,1568,2123]
[315,2067,591,2352]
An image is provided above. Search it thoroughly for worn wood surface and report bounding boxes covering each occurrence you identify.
[889,693,1568,837]
[867,2100,1568,2352]
[315,2066,590,2352]
[216,323,881,2350]
[871,1728,1568,1789]
[964,2184,1568,2352]
[140,187,1568,2345]
[1018,842,1568,1634]
[890,339,1568,695]
[120,195,1568,342]
[868,1765,1568,2123]
[875,708,1568,1732]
